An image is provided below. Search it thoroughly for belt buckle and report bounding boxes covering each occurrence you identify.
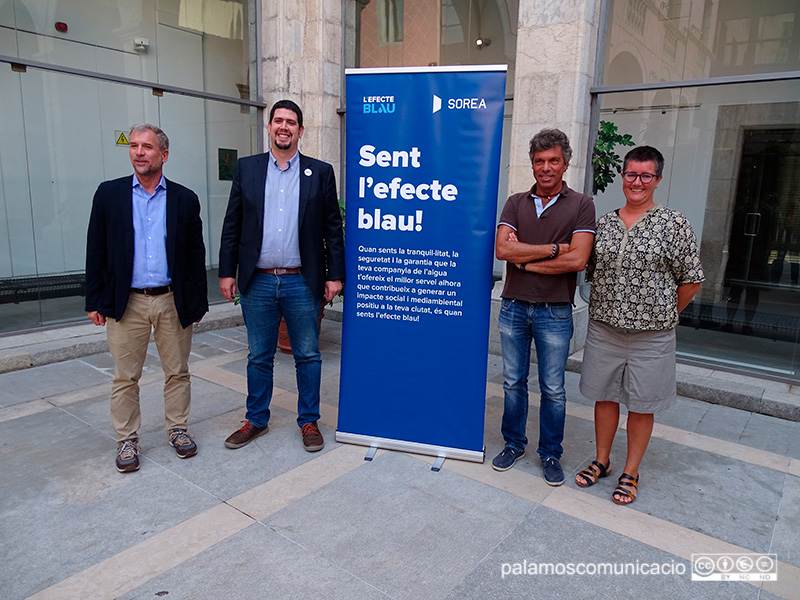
[275,268,288,275]
[142,287,153,296]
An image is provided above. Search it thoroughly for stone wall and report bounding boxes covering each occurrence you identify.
[508,0,601,196]
[261,0,344,174]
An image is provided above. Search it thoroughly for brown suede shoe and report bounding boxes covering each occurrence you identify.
[301,422,324,452]
[225,421,268,449]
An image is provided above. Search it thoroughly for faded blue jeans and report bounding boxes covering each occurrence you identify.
[239,272,321,428]
[498,298,573,461]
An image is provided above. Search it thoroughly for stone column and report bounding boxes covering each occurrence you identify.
[507,0,602,353]
[261,0,343,169]
[509,0,601,193]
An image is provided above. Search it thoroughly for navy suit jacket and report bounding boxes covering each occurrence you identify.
[218,152,345,301]
[85,175,209,328]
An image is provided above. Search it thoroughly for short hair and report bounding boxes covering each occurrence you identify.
[129,124,169,151]
[269,99,303,127]
[529,128,572,163]
[623,146,665,177]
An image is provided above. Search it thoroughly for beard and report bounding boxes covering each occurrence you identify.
[133,162,156,176]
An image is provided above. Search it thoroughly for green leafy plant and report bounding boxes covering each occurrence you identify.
[592,120,635,195]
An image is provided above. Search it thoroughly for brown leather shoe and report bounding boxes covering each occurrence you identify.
[225,421,268,449]
[301,421,324,452]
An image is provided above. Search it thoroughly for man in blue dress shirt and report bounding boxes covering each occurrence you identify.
[85,124,208,473]
[219,100,345,453]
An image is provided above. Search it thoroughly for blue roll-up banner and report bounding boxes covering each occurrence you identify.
[336,66,507,462]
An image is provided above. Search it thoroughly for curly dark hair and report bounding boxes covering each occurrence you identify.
[529,128,572,163]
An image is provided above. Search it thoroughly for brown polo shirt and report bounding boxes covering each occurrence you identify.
[499,182,596,304]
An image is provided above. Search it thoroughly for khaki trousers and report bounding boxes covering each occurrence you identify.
[106,291,193,442]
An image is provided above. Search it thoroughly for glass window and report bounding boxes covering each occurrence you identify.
[355,0,517,89]
[0,0,255,100]
[0,0,259,332]
[593,80,800,382]
[0,66,257,332]
[602,0,800,86]
[377,0,404,44]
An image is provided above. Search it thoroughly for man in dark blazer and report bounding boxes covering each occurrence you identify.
[219,99,344,453]
[86,124,208,473]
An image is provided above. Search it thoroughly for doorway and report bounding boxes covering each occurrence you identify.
[682,126,800,381]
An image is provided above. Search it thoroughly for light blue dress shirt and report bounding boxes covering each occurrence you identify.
[257,151,301,269]
[130,174,170,288]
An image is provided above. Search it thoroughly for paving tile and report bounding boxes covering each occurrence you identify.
[0,359,111,407]
[189,330,248,355]
[445,506,769,600]
[739,413,797,455]
[166,407,341,501]
[209,325,249,345]
[623,437,782,553]
[657,396,709,431]
[0,405,111,485]
[3,320,799,600]
[694,403,751,443]
[0,411,220,600]
[787,430,800,460]
[119,525,388,600]
[772,474,800,569]
[262,451,536,600]
[63,377,247,441]
[486,353,504,380]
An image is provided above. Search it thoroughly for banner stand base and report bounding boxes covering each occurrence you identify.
[336,431,485,465]
[431,456,446,472]
[364,446,378,462]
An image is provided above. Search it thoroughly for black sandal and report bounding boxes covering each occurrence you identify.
[612,473,639,505]
[575,460,611,488]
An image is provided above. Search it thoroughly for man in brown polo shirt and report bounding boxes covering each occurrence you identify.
[492,128,596,485]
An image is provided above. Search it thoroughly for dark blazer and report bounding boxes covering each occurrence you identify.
[85,175,209,328]
[218,152,345,301]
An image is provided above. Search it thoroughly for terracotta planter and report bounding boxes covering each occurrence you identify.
[277,303,326,354]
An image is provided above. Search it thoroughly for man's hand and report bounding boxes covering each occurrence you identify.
[219,277,237,302]
[88,311,106,326]
[324,280,343,303]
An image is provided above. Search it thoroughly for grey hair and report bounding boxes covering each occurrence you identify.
[528,128,572,163]
[129,123,169,152]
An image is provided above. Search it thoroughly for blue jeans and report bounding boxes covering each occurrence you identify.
[239,272,321,428]
[498,298,573,461]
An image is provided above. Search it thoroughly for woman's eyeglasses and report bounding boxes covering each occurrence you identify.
[622,172,657,184]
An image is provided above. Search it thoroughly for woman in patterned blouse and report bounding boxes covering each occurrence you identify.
[575,146,705,505]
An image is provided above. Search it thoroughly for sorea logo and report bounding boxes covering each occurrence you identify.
[447,98,487,109]
[433,95,489,113]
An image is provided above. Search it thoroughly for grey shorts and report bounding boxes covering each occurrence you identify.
[579,319,677,414]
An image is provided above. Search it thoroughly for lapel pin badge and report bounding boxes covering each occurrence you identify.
[304,168,312,176]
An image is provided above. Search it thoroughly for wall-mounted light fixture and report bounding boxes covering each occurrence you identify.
[475,37,491,49]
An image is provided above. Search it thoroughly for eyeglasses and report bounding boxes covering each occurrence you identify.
[622,171,657,184]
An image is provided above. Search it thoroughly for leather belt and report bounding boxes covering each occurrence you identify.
[256,267,302,275]
[517,300,570,307]
[131,285,172,296]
